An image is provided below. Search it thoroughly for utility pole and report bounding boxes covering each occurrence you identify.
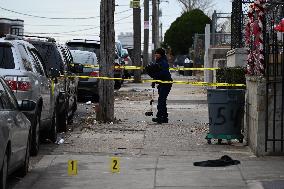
[152,0,159,61]
[160,22,163,43]
[143,0,149,67]
[133,0,142,82]
[97,0,115,122]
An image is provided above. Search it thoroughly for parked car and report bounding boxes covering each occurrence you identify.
[70,49,99,102]
[120,48,133,79]
[173,55,192,75]
[27,38,80,132]
[66,39,124,89]
[0,35,57,155]
[0,77,36,189]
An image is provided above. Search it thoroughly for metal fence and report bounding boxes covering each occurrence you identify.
[264,1,284,153]
[231,0,254,49]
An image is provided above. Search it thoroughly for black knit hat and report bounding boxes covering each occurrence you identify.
[155,48,165,56]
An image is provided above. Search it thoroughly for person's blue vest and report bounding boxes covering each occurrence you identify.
[145,55,172,81]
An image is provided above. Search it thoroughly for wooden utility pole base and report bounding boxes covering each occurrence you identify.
[96,0,115,122]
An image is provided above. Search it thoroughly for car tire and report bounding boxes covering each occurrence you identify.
[114,80,122,90]
[31,111,40,156]
[17,135,30,177]
[49,109,58,143]
[57,104,68,132]
[73,96,78,113]
[93,94,99,103]
[0,152,8,189]
[123,70,131,79]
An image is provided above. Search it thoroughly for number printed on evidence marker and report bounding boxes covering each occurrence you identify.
[111,157,120,173]
[68,160,78,176]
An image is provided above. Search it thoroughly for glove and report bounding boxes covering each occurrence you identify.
[151,82,155,88]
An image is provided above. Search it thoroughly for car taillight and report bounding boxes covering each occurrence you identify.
[90,71,99,77]
[4,76,31,92]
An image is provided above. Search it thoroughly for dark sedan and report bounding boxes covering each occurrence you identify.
[0,77,35,189]
[70,49,99,102]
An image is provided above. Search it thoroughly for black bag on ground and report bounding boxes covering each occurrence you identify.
[193,155,240,167]
[144,63,162,79]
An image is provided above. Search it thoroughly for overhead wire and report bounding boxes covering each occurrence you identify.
[2,4,144,37]
[0,6,132,20]
[25,14,133,35]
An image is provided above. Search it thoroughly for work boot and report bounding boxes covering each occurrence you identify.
[152,117,168,124]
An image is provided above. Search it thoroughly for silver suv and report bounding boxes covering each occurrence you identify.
[0,35,57,155]
[27,38,79,132]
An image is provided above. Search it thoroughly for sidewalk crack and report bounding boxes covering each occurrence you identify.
[153,156,160,189]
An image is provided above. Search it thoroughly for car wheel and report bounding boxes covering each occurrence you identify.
[93,94,99,103]
[0,153,8,189]
[72,97,77,113]
[114,81,122,90]
[31,112,40,156]
[67,99,77,125]
[57,105,68,132]
[49,110,58,143]
[17,135,30,177]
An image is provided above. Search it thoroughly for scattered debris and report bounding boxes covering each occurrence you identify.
[56,138,64,145]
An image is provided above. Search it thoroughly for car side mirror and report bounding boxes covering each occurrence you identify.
[72,64,83,73]
[49,68,61,78]
[18,100,36,111]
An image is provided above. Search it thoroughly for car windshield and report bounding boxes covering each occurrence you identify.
[0,45,15,69]
[71,50,97,65]
[67,42,100,60]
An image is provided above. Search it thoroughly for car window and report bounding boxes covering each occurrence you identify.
[29,49,45,76]
[32,43,64,73]
[58,46,70,69]
[71,51,97,65]
[18,44,33,71]
[67,42,100,60]
[65,48,73,64]
[0,81,14,110]
[0,45,15,69]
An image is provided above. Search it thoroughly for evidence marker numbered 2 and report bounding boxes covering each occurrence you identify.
[110,157,120,173]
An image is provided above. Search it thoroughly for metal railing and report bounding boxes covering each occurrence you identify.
[264,1,284,153]
[231,0,254,49]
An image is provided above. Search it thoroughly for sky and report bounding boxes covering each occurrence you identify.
[0,0,232,43]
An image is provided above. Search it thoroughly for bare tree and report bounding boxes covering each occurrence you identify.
[176,0,215,13]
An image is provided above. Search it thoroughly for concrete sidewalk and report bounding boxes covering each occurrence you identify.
[13,153,284,189]
[12,75,284,189]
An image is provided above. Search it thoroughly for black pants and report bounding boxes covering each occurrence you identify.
[157,84,172,119]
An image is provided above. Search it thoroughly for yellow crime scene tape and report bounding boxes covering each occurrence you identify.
[68,64,245,87]
[71,64,219,71]
[66,75,246,87]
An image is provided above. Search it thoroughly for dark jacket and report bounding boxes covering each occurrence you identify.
[152,55,172,82]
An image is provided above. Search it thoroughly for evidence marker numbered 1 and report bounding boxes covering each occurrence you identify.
[110,157,120,173]
[68,160,78,176]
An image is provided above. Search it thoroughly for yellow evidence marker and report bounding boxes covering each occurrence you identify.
[68,160,78,176]
[110,157,120,173]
